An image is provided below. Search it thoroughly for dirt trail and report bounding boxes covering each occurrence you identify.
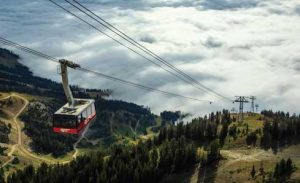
[1,94,28,146]
[0,95,11,101]
[219,149,266,172]
[1,93,96,168]
[12,94,94,164]
[14,94,52,163]
[1,94,52,167]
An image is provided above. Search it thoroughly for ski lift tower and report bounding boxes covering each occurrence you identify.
[234,96,249,122]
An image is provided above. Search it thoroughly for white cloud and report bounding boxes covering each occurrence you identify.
[1,0,300,117]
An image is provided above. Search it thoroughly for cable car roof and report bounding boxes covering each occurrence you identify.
[54,98,95,116]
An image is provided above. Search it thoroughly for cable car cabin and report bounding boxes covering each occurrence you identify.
[53,99,96,135]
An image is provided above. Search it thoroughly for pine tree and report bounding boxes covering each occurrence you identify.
[150,148,158,168]
[285,158,293,174]
[0,168,4,183]
[207,140,220,163]
[251,165,256,179]
[206,124,214,140]
[246,132,257,146]
[219,122,228,145]
[172,149,181,173]
[176,122,184,139]
[261,121,272,149]
[229,125,237,139]
[279,158,286,178]
[273,163,279,180]
[185,122,191,139]
[167,127,174,140]
[133,168,140,183]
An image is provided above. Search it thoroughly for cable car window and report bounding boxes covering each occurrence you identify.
[53,114,76,128]
[92,104,95,115]
[66,116,76,128]
[78,115,82,123]
[53,115,61,127]
[86,106,92,117]
[82,110,87,120]
[89,106,92,116]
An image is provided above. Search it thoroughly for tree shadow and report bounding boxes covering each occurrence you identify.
[197,159,220,183]
[160,166,197,183]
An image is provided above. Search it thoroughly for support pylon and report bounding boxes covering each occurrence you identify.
[234,96,249,122]
[249,96,256,114]
[255,104,259,113]
[231,107,236,114]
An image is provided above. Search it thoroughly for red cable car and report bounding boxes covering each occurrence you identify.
[53,59,96,135]
[53,99,96,134]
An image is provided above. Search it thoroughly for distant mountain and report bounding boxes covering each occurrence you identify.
[0,47,111,98]
[0,48,20,68]
[0,48,65,97]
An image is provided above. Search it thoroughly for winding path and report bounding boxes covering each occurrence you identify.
[1,93,93,167]
[218,149,265,172]
[1,94,52,167]
[0,95,19,167]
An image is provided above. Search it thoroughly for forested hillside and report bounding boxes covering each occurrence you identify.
[4,109,300,183]
[4,128,215,183]
[260,110,300,152]
[87,99,155,142]
[155,110,231,146]
[0,48,19,67]
[0,49,63,97]
[0,48,110,98]
[5,137,197,183]
[4,111,230,183]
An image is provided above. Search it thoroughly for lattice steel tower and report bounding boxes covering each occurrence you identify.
[249,96,257,114]
[235,96,249,122]
[255,104,259,113]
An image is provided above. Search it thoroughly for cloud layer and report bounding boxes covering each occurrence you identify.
[0,0,300,116]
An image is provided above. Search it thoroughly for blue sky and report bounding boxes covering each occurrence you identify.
[0,0,300,116]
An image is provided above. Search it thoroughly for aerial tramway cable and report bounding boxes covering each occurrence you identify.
[0,37,213,103]
[71,0,233,103]
[48,0,233,103]
[48,0,209,97]
[68,0,221,98]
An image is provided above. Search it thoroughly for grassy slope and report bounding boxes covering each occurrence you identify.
[211,113,299,183]
[141,116,162,140]
[159,113,300,183]
[222,113,263,149]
